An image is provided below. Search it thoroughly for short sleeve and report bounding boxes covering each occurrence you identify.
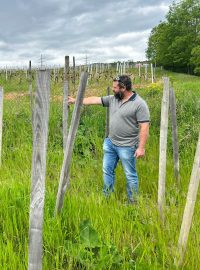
[101,95,111,107]
[136,101,150,123]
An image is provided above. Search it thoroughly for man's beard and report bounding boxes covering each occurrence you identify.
[114,91,124,100]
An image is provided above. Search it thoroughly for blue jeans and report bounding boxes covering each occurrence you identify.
[103,137,138,202]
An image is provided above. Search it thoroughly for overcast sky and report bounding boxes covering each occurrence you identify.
[0,0,173,67]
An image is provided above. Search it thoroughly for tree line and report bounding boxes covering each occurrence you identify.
[146,0,200,75]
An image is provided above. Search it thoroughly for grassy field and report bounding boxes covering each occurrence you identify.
[0,68,200,269]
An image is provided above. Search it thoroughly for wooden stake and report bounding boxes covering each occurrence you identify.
[28,70,50,270]
[63,81,69,151]
[138,63,141,77]
[123,61,126,74]
[158,77,170,221]
[177,132,200,266]
[55,72,88,215]
[73,56,76,92]
[63,56,70,151]
[169,88,180,183]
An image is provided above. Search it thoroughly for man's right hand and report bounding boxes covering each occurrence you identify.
[68,96,76,104]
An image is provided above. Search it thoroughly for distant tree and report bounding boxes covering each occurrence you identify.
[190,45,200,75]
[146,0,200,74]
[146,22,172,67]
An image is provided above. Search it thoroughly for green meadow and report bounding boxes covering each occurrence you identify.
[0,68,200,269]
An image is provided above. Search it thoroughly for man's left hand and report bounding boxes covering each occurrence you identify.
[134,148,145,159]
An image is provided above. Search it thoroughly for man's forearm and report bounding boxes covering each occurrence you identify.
[68,96,102,105]
[138,123,149,149]
[82,96,102,105]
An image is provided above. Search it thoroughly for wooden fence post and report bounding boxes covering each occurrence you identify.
[73,56,76,92]
[105,86,110,137]
[138,63,141,77]
[120,63,123,75]
[28,70,50,270]
[177,132,200,266]
[63,56,70,151]
[169,88,180,183]
[123,61,126,74]
[55,72,88,215]
[0,87,3,166]
[158,77,170,221]
[116,62,119,74]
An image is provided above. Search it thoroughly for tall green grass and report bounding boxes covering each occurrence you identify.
[0,69,200,269]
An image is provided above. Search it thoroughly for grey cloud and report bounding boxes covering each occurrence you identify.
[0,0,173,66]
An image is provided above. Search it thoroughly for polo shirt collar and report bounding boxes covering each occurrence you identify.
[129,91,137,101]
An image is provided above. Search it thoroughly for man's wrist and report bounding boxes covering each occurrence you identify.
[138,146,145,150]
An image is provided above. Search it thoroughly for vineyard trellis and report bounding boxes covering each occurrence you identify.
[0,56,199,269]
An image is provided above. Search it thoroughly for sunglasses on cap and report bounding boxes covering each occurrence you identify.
[113,76,126,87]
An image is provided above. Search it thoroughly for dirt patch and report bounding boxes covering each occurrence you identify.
[5,92,30,100]
[4,82,154,101]
[4,92,63,102]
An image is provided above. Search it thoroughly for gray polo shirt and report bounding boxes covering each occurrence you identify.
[101,92,150,148]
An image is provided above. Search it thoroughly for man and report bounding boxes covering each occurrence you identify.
[68,75,150,204]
